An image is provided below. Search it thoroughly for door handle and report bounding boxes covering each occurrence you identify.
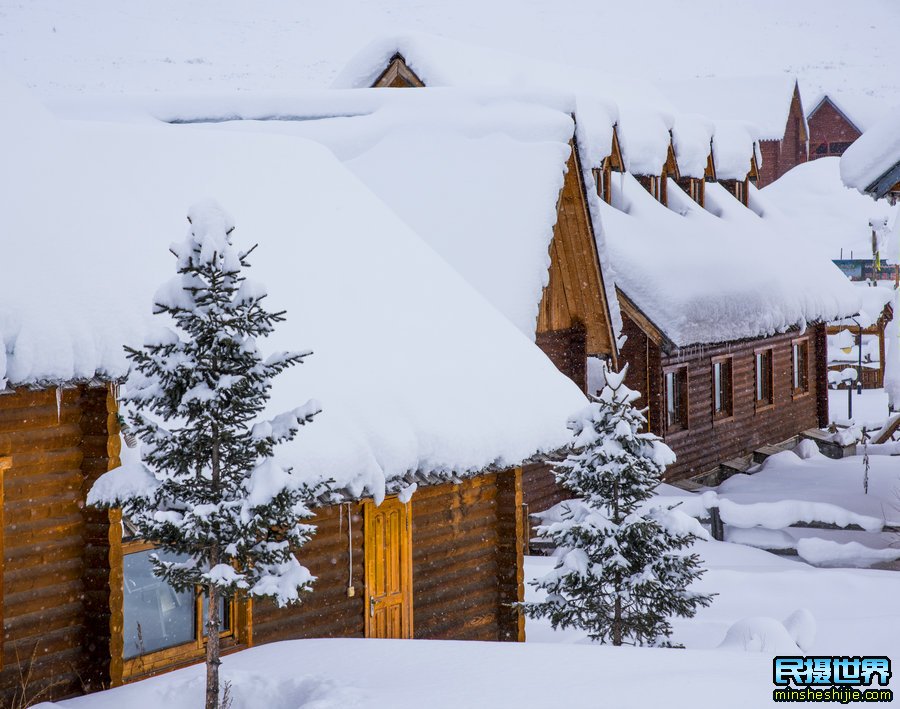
[369,596,376,617]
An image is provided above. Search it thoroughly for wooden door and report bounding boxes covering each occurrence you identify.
[364,496,413,639]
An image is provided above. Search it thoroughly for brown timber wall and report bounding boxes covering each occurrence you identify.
[620,315,825,481]
[0,385,114,706]
[251,502,366,643]
[253,471,524,645]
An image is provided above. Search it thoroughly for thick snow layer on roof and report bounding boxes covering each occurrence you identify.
[841,110,900,194]
[602,174,860,347]
[0,83,586,496]
[332,32,676,170]
[64,87,624,349]
[711,120,759,181]
[671,114,713,179]
[761,157,899,260]
[616,104,673,177]
[659,75,800,141]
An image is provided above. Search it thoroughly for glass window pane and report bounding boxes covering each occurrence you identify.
[123,549,194,659]
[756,354,763,401]
[666,372,675,426]
[714,363,722,412]
[201,593,230,637]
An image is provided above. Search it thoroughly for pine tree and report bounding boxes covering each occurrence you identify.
[523,366,713,646]
[91,200,324,709]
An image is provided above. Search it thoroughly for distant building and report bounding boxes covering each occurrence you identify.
[808,96,862,160]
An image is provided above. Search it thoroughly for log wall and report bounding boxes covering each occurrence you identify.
[0,385,115,706]
[252,471,525,646]
[621,316,827,481]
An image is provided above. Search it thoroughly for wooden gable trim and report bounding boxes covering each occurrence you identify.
[749,147,760,184]
[616,287,675,354]
[664,137,680,180]
[371,53,426,88]
[603,125,625,172]
[705,142,717,182]
[537,139,619,367]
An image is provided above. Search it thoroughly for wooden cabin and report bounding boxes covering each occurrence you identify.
[0,384,528,702]
[808,95,862,160]
[618,298,830,481]
[0,95,591,703]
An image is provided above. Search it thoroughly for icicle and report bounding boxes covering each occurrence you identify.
[55,385,62,423]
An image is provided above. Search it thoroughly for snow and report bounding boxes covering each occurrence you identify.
[716,452,900,526]
[796,538,900,568]
[710,120,759,181]
[600,172,860,347]
[659,75,801,142]
[717,616,801,654]
[671,113,714,179]
[56,88,614,344]
[761,157,899,259]
[841,109,900,194]
[1,81,587,498]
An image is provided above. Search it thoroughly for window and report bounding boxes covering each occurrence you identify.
[829,141,854,155]
[712,357,733,420]
[792,338,809,395]
[664,366,689,432]
[122,543,234,668]
[754,348,774,408]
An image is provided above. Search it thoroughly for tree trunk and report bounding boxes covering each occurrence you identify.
[205,562,221,709]
[206,429,221,709]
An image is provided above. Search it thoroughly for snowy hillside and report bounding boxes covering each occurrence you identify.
[1,0,899,116]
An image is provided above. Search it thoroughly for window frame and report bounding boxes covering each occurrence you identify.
[663,364,690,434]
[120,537,239,679]
[791,337,810,397]
[754,347,775,411]
[711,355,734,423]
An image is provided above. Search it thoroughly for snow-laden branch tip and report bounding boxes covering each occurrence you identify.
[252,400,322,443]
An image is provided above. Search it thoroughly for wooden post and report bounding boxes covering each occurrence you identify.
[496,468,525,643]
[709,507,724,542]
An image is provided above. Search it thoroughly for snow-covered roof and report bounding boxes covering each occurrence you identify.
[760,157,899,260]
[841,110,900,197]
[711,120,760,181]
[603,173,861,348]
[1,82,587,498]
[658,75,802,142]
[671,114,714,180]
[332,32,675,171]
[50,87,623,351]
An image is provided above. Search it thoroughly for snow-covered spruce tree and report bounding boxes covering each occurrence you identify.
[88,200,323,709]
[522,366,713,646]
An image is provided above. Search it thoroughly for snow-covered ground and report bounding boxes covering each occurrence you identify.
[829,387,891,429]
[39,539,900,708]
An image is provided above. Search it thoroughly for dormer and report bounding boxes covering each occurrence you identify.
[372,53,426,88]
[592,125,624,205]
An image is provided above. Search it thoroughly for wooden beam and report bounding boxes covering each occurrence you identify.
[616,288,676,353]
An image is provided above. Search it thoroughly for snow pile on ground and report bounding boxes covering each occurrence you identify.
[716,450,900,526]
[717,616,801,654]
[761,157,899,258]
[797,538,900,568]
[1,81,587,498]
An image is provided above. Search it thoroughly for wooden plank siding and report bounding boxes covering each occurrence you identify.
[252,471,524,646]
[536,142,617,367]
[621,314,827,481]
[0,385,116,705]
